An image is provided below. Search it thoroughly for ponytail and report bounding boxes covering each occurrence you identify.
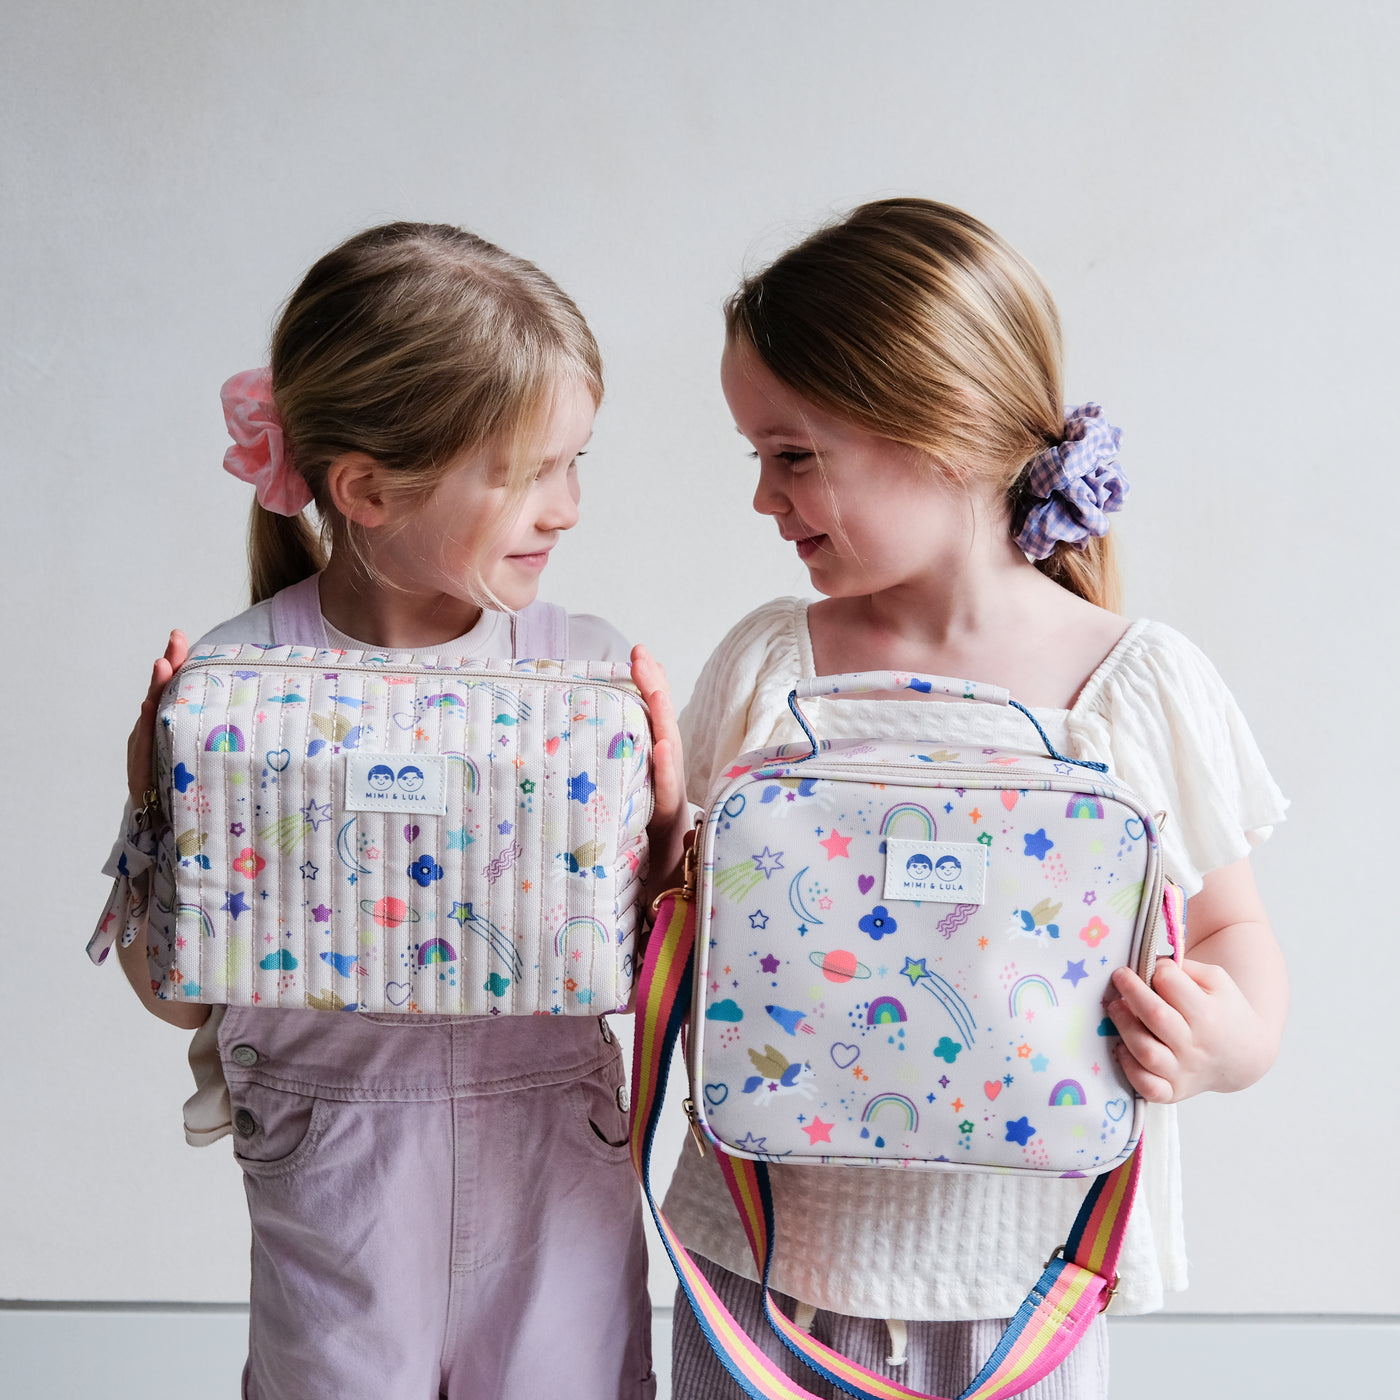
[248,501,326,606]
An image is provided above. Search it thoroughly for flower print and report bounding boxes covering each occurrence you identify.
[858,905,898,940]
[933,1036,961,1064]
[409,854,444,887]
[1079,915,1110,948]
[232,847,265,879]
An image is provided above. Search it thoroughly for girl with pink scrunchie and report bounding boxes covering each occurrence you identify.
[661,200,1289,1400]
[109,223,688,1400]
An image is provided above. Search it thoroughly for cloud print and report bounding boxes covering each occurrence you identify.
[706,999,744,1023]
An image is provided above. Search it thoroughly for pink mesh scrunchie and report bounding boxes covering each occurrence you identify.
[220,368,313,516]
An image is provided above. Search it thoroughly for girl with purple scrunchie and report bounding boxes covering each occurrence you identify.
[660,198,1288,1400]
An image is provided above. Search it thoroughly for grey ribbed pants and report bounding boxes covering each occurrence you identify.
[670,1253,1108,1400]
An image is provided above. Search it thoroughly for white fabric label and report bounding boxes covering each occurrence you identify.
[343,753,448,815]
[883,839,989,904]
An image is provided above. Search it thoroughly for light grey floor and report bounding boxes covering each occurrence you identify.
[1,1306,1396,1398]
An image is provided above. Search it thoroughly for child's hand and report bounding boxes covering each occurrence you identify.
[1106,957,1277,1103]
[127,630,188,808]
[630,644,691,904]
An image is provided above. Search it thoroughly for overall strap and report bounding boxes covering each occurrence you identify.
[629,891,1140,1400]
[268,574,329,648]
[511,600,569,660]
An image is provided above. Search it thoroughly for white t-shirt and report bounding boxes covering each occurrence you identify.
[180,594,629,1147]
[660,597,1287,1320]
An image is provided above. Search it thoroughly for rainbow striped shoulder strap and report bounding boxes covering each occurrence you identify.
[630,886,1166,1400]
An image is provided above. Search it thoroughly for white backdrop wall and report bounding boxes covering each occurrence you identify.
[3,0,1396,1331]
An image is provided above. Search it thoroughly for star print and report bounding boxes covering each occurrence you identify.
[802,1117,834,1145]
[1063,959,1089,987]
[497,735,509,746]
[300,861,318,880]
[497,820,513,835]
[222,891,250,919]
[760,954,781,973]
[1083,891,1097,905]
[735,1132,768,1153]
[450,903,472,926]
[1030,1054,1049,1072]
[978,831,994,847]
[447,828,474,851]
[749,910,769,929]
[230,822,245,837]
[521,880,532,892]
[752,847,785,877]
[722,764,753,781]
[900,957,929,986]
[959,1120,975,1135]
[1017,1043,1033,1058]
[301,800,331,831]
[1023,828,1054,860]
[977,936,989,949]
[520,779,536,794]
[819,829,851,859]
[944,802,954,813]
[1053,762,1073,775]
[952,1098,965,1112]
[926,1092,937,1103]
[311,904,332,924]
[1003,1073,1014,1086]
[1005,1116,1037,1146]
[969,807,982,823]
[817,896,833,910]
[939,1075,950,1088]
[785,792,795,802]
[567,772,597,804]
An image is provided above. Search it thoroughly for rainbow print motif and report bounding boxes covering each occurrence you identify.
[692,735,1167,1176]
[133,644,652,1016]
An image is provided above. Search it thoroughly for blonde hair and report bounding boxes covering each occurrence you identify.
[247,222,603,605]
[724,198,1120,611]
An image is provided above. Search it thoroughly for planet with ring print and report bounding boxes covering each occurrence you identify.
[808,948,872,984]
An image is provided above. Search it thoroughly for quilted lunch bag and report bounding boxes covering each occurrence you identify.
[630,670,1185,1400]
[90,601,653,1018]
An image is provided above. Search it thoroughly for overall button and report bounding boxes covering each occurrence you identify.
[615,1084,630,1113]
[598,1017,614,1045]
[233,1108,258,1138]
[230,1044,259,1068]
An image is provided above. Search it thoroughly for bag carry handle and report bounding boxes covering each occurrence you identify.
[629,886,1145,1400]
[786,670,1107,774]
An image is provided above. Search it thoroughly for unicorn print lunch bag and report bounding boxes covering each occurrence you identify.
[91,643,653,1018]
[680,670,1180,1178]
[628,670,1186,1400]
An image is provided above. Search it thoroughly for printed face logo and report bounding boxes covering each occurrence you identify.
[934,856,962,881]
[396,765,425,793]
[905,854,934,880]
[367,765,396,792]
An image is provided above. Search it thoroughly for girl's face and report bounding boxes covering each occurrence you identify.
[376,377,594,615]
[721,342,990,599]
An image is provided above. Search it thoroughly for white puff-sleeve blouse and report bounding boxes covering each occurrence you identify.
[660,598,1286,1320]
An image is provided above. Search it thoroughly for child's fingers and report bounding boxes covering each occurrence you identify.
[1105,996,1180,1084]
[128,630,189,805]
[1109,965,1192,1047]
[1112,1041,1176,1104]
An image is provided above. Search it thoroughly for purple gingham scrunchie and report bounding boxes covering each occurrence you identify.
[1013,404,1128,560]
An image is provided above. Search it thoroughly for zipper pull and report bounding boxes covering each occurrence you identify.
[682,1097,707,1157]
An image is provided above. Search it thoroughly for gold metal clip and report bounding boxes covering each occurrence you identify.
[682,1097,707,1157]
